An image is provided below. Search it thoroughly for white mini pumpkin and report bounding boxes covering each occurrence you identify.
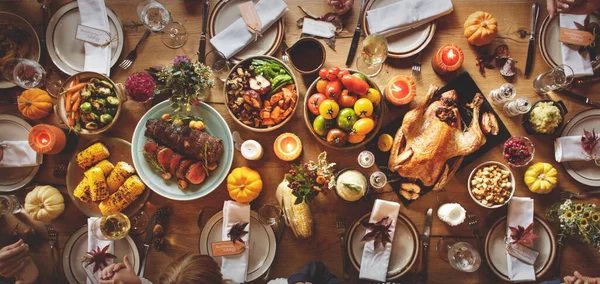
[24,185,65,223]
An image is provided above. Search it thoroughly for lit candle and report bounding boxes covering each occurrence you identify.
[385,75,416,106]
[274,133,302,161]
[28,124,67,154]
[241,140,263,160]
[432,44,464,75]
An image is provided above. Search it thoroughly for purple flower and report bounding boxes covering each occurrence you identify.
[171,55,190,65]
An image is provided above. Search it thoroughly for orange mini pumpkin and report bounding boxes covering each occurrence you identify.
[464,11,498,46]
[18,88,53,120]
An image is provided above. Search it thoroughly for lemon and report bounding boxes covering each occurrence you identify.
[378,134,393,152]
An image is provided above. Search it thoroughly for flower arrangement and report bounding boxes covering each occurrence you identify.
[546,199,600,252]
[125,72,156,102]
[150,55,214,112]
[285,152,336,204]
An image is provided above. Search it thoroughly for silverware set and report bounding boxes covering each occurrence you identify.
[336,216,350,280]
[118,29,151,70]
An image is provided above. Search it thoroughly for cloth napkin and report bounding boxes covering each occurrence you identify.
[221,201,250,283]
[209,0,288,59]
[366,0,454,37]
[560,14,594,77]
[359,199,401,282]
[506,197,536,282]
[555,136,591,162]
[87,218,114,284]
[77,0,112,76]
[0,141,39,168]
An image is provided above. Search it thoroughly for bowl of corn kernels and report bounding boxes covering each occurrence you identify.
[467,161,515,209]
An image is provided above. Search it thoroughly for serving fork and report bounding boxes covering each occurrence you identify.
[412,53,423,77]
[45,224,59,279]
[119,29,151,70]
[561,188,600,200]
[336,216,350,280]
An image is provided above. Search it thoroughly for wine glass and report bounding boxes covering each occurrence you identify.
[533,64,574,94]
[448,242,481,272]
[258,204,282,226]
[1,58,46,89]
[137,0,188,49]
[205,50,233,82]
[0,195,22,216]
[356,34,388,77]
[92,213,131,240]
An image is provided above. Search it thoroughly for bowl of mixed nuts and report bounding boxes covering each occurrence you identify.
[223,55,299,132]
[467,161,515,209]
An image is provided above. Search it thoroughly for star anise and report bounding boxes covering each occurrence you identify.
[228,222,249,245]
[582,129,600,155]
[361,216,393,249]
[509,223,539,245]
[83,245,117,273]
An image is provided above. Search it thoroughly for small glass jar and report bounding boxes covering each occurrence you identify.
[503,136,535,167]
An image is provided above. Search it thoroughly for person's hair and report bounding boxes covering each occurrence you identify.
[158,254,223,284]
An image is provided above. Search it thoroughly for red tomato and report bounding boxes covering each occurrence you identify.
[307,93,326,115]
[326,79,343,101]
[339,90,357,108]
[318,68,329,79]
[341,74,370,95]
[337,70,350,79]
[326,67,339,81]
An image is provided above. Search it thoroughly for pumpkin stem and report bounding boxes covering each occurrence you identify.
[538,173,547,181]
[25,100,33,107]
[481,21,488,28]
[38,203,45,209]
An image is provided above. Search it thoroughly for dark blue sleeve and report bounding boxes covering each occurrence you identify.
[287,261,341,284]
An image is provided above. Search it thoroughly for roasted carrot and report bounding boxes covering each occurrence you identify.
[74,76,79,85]
[74,111,80,120]
[71,91,80,101]
[67,115,75,126]
[66,83,87,93]
[65,92,72,110]
[71,97,81,112]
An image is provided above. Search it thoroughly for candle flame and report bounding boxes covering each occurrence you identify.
[286,143,294,152]
[41,137,49,145]
[447,49,456,59]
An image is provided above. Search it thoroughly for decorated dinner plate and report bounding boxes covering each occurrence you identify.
[46,1,124,76]
[484,215,556,282]
[0,114,41,192]
[208,0,284,62]
[199,210,276,282]
[0,12,41,89]
[63,226,140,284]
[346,212,419,280]
[560,109,600,187]
[539,14,600,70]
[362,0,436,58]
[66,137,150,217]
[131,100,234,201]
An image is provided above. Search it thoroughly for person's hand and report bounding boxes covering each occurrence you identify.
[564,271,600,284]
[99,255,141,284]
[0,240,30,278]
[548,0,600,18]
[326,0,353,15]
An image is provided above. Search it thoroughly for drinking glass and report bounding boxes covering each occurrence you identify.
[258,204,282,226]
[205,50,233,82]
[0,195,22,216]
[137,0,188,49]
[129,210,149,235]
[436,237,458,262]
[369,171,387,189]
[45,69,65,98]
[503,98,532,117]
[1,58,46,89]
[448,242,481,272]
[356,34,388,77]
[357,150,375,168]
[92,212,131,240]
[533,64,574,94]
[489,83,516,105]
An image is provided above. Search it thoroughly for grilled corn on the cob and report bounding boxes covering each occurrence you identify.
[106,161,135,194]
[85,167,109,201]
[77,142,110,169]
[99,175,146,215]
[93,160,115,175]
[74,160,115,203]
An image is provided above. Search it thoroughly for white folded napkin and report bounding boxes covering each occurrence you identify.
[0,141,39,168]
[555,136,591,162]
[209,0,288,59]
[366,0,454,37]
[506,197,536,282]
[359,199,401,282]
[87,218,114,284]
[560,14,594,77]
[77,0,112,76]
[221,201,250,283]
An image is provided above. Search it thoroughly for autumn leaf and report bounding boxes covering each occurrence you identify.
[228,222,249,245]
[361,216,393,249]
[581,128,600,154]
[509,223,539,245]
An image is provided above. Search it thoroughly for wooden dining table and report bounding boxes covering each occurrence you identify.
[1,0,600,283]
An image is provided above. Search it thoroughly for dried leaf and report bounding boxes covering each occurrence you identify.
[324,37,336,50]
[581,128,600,154]
[574,21,586,31]
[584,15,591,28]
[319,12,343,33]
[83,245,117,273]
[228,222,249,245]
[361,216,393,250]
[509,223,539,245]
[298,6,319,19]
[296,17,305,28]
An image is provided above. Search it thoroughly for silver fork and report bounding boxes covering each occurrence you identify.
[280,29,290,64]
[467,214,490,275]
[119,29,151,70]
[336,217,350,280]
[561,188,600,200]
[45,224,59,279]
[412,53,423,77]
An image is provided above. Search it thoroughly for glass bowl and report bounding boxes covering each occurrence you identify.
[503,136,535,167]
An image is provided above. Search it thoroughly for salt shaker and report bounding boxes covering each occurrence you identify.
[489,83,516,105]
[503,98,532,117]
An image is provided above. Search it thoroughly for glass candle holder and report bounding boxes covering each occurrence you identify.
[274,133,302,161]
[28,124,67,154]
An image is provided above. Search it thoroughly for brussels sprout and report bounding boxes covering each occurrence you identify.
[89,78,100,84]
[85,122,99,130]
[106,96,119,105]
[82,112,99,123]
[98,80,113,89]
[92,98,107,111]
[95,87,111,96]
[80,102,92,113]
[100,114,113,124]
[80,88,92,100]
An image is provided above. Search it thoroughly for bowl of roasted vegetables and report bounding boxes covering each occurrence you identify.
[56,72,126,135]
[224,56,299,132]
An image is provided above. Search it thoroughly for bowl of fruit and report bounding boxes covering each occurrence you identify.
[304,67,384,149]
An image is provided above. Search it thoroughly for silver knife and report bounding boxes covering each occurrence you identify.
[198,1,210,64]
[557,88,600,108]
[524,3,540,77]
[345,0,367,67]
[418,208,433,283]
[138,214,157,276]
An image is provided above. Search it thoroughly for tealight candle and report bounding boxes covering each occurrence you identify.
[274,133,302,161]
[437,203,466,226]
[241,140,263,160]
[432,44,464,75]
[28,124,67,154]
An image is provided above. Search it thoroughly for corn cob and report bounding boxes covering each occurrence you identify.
[99,175,146,215]
[278,181,312,239]
[76,142,110,169]
[85,167,109,201]
[106,161,135,194]
[73,178,91,203]
[93,160,115,175]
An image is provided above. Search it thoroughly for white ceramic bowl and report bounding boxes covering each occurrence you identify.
[467,161,515,209]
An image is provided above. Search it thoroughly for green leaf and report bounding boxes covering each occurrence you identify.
[343,183,363,193]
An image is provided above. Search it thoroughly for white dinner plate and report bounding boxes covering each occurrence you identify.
[0,114,41,192]
[208,0,284,62]
[199,211,276,282]
[46,2,124,76]
[560,109,600,187]
[63,226,140,284]
[484,215,556,282]
[362,0,436,58]
[0,12,41,89]
[347,212,419,280]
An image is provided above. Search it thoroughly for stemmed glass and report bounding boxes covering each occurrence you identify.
[137,0,188,49]
[356,34,388,77]
[437,238,481,272]
[205,50,233,82]
[533,64,574,94]
[1,58,46,89]
[258,204,282,226]
[92,212,131,240]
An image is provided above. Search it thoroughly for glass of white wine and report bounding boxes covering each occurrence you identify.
[356,34,388,77]
[137,0,188,49]
[93,213,131,240]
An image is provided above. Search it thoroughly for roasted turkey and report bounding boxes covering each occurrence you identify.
[388,85,487,190]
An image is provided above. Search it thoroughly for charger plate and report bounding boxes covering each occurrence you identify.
[560,109,600,187]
